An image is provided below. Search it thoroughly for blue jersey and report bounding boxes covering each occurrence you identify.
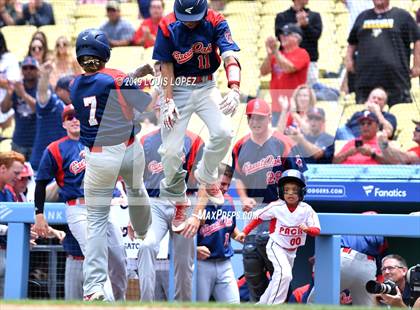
[232,132,307,204]
[30,93,66,170]
[70,68,151,148]
[62,226,84,257]
[153,10,240,77]
[197,195,236,259]
[141,129,204,197]
[12,85,37,148]
[36,136,85,202]
[0,186,16,247]
[341,235,387,258]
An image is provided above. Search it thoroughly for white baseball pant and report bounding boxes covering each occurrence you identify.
[83,139,151,298]
[340,248,376,306]
[64,256,84,300]
[159,80,233,201]
[259,238,296,304]
[196,258,240,303]
[66,205,127,300]
[137,198,194,301]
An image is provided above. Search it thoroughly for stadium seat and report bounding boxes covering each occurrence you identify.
[2,25,37,61]
[389,103,420,149]
[39,25,74,47]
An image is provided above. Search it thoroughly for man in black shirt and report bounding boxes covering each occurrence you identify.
[345,0,420,106]
[275,0,322,86]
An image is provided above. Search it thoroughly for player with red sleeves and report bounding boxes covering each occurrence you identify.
[67,28,152,301]
[152,0,241,235]
[237,169,321,305]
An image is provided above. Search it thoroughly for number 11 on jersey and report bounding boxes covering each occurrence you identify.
[83,96,99,126]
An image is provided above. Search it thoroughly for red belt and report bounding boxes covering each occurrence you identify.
[194,74,213,83]
[89,136,135,153]
[66,197,85,206]
[67,255,84,261]
[342,247,375,261]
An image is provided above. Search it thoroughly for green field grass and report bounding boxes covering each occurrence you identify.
[0,299,375,310]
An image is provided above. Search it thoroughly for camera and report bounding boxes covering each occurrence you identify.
[355,139,363,147]
[407,264,420,307]
[366,280,397,295]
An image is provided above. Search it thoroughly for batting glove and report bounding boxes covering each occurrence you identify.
[219,88,240,116]
[161,98,179,130]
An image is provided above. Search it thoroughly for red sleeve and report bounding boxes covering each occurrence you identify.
[132,22,145,44]
[243,218,263,235]
[306,227,320,237]
[288,49,310,71]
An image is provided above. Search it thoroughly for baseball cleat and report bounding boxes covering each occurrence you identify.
[194,170,224,205]
[171,199,190,233]
[83,291,105,301]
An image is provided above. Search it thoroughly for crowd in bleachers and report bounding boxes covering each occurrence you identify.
[0,0,419,305]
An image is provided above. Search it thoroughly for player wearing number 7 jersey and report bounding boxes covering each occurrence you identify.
[152,0,241,234]
[70,28,152,301]
[237,169,321,305]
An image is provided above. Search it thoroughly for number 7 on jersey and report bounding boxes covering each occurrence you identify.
[83,96,99,126]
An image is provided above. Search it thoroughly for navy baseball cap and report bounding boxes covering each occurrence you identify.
[281,23,303,37]
[21,56,39,69]
[56,75,75,92]
[358,110,379,123]
[307,107,326,120]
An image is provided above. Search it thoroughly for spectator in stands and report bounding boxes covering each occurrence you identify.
[9,162,33,202]
[277,84,316,134]
[333,110,386,164]
[0,0,23,26]
[1,56,38,160]
[22,0,54,27]
[286,107,335,164]
[260,24,310,127]
[275,0,322,86]
[100,0,135,47]
[29,61,66,172]
[27,37,49,65]
[0,30,20,131]
[132,0,163,48]
[376,254,411,308]
[49,36,81,88]
[137,0,150,19]
[345,0,420,105]
[0,150,24,297]
[336,87,397,140]
[377,120,420,165]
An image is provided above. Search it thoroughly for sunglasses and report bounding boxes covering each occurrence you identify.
[22,66,37,71]
[64,115,77,121]
[31,45,44,52]
[106,7,117,12]
[308,116,323,121]
[360,121,374,126]
[415,127,420,132]
[56,42,68,48]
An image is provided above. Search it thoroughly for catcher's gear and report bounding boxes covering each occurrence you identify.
[76,28,111,63]
[161,98,180,130]
[174,0,208,22]
[219,88,240,116]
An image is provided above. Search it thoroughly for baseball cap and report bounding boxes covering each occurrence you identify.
[20,163,34,178]
[307,107,325,120]
[56,75,74,92]
[281,23,303,37]
[246,99,271,116]
[412,119,420,126]
[106,0,120,10]
[21,56,39,69]
[62,104,75,121]
[357,110,379,123]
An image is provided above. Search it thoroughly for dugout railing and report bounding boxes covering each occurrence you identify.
[1,202,419,304]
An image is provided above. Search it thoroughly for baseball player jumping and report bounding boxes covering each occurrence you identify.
[237,170,321,304]
[69,29,152,301]
[152,0,241,234]
[33,105,127,301]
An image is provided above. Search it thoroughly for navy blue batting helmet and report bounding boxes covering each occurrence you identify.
[174,0,208,22]
[76,28,111,63]
[278,169,307,201]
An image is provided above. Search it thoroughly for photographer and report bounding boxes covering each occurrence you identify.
[375,254,410,308]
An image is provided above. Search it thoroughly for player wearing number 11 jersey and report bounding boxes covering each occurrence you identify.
[70,28,152,301]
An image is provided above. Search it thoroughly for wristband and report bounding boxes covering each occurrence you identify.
[225,63,240,88]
